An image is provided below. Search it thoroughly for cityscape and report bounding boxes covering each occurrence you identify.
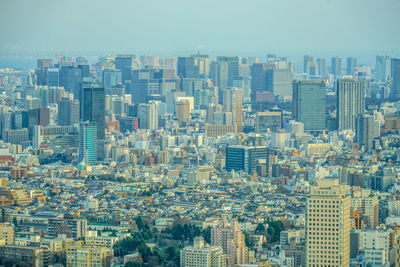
[1,0,400,267]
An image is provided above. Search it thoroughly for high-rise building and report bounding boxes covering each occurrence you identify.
[331,56,342,78]
[267,68,293,98]
[59,65,82,98]
[306,179,350,267]
[351,189,379,229]
[337,79,366,131]
[317,58,326,78]
[46,68,59,86]
[81,83,105,161]
[79,122,97,166]
[223,88,243,129]
[211,61,228,102]
[58,98,80,126]
[355,114,379,151]
[177,54,209,79]
[391,58,400,98]
[216,56,240,87]
[180,236,226,267]
[225,146,267,174]
[211,220,248,265]
[346,57,357,77]
[115,54,135,83]
[251,63,269,100]
[303,55,314,74]
[176,100,191,126]
[138,101,158,130]
[293,80,326,131]
[376,55,391,82]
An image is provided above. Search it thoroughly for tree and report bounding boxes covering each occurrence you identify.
[125,262,143,267]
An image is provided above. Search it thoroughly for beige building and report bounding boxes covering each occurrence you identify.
[180,236,226,267]
[0,222,14,245]
[66,241,113,267]
[223,88,243,130]
[306,179,350,267]
[176,100,191,126]
[351,188,379,229]
[211,220,248,265]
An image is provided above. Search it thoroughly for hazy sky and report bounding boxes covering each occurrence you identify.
[0,0,399,56]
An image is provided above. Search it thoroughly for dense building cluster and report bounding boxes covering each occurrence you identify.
[0,53,399,267]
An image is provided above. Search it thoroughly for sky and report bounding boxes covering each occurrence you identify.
[0,0,399,60]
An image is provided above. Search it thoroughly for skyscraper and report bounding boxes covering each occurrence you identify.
[115,54,135,83]
[303,55,314,74]
[210,61,228,103]
[58,98,80,126]
[376,55,391,82]
[223,88,243,129]
[355,114,379,151]
[267,68,293,98]
[177,54,209,79]
[293,80,326,131]
[216,56,240,87]
[346,57,357,77]
[331,56,342,78]
[306,179,350,267]
[138,101,158,130]
[391,58,400,98]
[317,58,326,78]
[81,83,105,161]
[251,63,268,100]
[175,100,190,126]
[79,122,97,166]
[337,79,366,131]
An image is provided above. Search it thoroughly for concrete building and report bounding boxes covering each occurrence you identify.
[293,80,326,131]
[66,241,113,267]
[180,236,226,267]
[337,79,367,131]
[211,220,248,265]
[176,100,191,126]
[306,179,350,267]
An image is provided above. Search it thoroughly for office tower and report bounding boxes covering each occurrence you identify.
[164,56,177,71]
[211,220,248,265]
[267,68,293,98]
[376,55,391,82]
[32,125,42,149]
[216,56,240,87]
[223,88,243,129]
[79,122,97,166]
[351,189,379,229]
[293,80,326,131]
[140,55,160,68]
[138,101,158,130]
[303,55,313,74]
[211,61,228,102]
[102,69,122,92]
[59,65,82,98]
[337,79,366,131]
[391,58,400,98]
[355,114,379,151]
[58,98,80,126]
[180,236,226,267]
[346,57,357,77]
[331,56,342,78]
[111,96,124,116]
[306,179,350,267]
[81,84,105,161]
[176,99,191,126]
[226,146,267,174]
[317,58,326,77]
[251,63,268,100]
[46,68,59,86]
[177,54,209,79]
[115,54,135,83]
[35,58,53,85]
[28,108,50,129]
